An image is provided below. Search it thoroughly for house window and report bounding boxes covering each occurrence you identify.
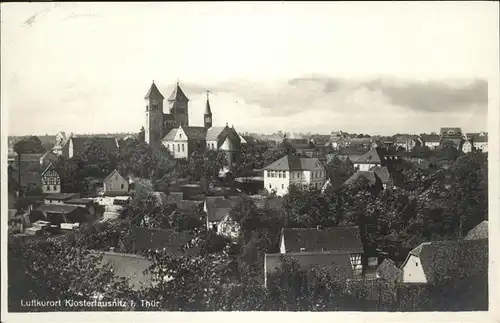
[53,185,56,190]
[167,144,169,149]
[283,172,286,179]
[47,185,51,191]
[177,144,180,152]
[281,184,284,189]
[121,184,124,189]
[182,144,185,152]
[269,184,272,189]
[212,143,215,149]
[109,184,113,190]
[278,172,282,178]
[115,175,118,180]
[180,133,182,138]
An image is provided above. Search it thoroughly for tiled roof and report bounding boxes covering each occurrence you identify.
[130,226,195,256]
[104,169,125,182]
[100,252,153,290]
[36,204,79,214]
[352,147,384,164]
[161,128,178,141]
[144,82,164,100]
[183,126,208,141]
[377,259,402,282]
[467,134,488,143]
[281,226,364,254]
[265,252,354,281]
[205,126,226,141]
[421,134,441,143]
[369,166,392,185]
[408,239,488,283]
[205,196,238,222]
[264,155,323,171]
[167,83,189,102]
[465,221,488,240]
[344,171,381,187]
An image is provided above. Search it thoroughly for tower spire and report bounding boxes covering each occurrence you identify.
[204,89,213,128]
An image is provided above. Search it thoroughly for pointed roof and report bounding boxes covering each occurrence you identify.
[167,83,189,102]
[205,92,212,115]
[144,82,164,100]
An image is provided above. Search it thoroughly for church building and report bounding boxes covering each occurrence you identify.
[144,81,242,166]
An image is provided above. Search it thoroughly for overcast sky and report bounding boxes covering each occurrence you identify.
[1,2,498,136]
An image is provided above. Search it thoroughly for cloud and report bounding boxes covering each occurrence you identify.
[173,76,487,120]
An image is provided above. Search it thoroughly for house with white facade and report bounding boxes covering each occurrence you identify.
[103,169,129,195]
[400,239,487,284]
[263,155,326,196]
[463,133,488,153]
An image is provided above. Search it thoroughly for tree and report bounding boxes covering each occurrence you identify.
[324,156,355,190]
[13,136,46,154]
[8,236,134,312]
[78,138,117,177]
[138,127,145,142]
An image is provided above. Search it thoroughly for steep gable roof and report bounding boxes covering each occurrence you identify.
[369,166,392,185]
[161,128,178,141]
[104,169,126,182]
[353,147,384,164]
[281,226,364,254]
[205,196,238,222]
[144,82,164,100]
[205,126,227,141]
[465,221,488,240]
[167,83,189,102]
[407,239,488,283]
[41,162,57,177]
[264,155,324,171]
[265,252,354,282]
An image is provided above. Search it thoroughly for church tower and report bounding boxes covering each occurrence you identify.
[167,82,189,126]
[204,91,213,129]
[144,81,164,147]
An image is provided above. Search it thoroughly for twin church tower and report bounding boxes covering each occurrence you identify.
[144,81,213,147]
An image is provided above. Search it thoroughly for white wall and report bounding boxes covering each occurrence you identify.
[354,162,380,171]
[264,170,290,196]
[462,142,472,153]
[425,142,440,150]
[402,255,427,283]
[264,168,326,196]
[474,142,488,152]
[104,173,129,193]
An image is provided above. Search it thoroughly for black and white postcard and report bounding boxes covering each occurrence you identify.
[1,2,499,323]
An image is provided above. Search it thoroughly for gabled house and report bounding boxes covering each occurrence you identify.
[393,135,420,151]
[351,147,385,171]
[264,252,354,287]
[103,169,129,195]
[263,155,326,196]
[40,163,61,194]
[205,125,242,166]
[203,196,239,231]
[279,226,364,275]
[400,239,488,284]
[421,134,441,150]
[439,127,464,150]
[463,133,488,153]
[162,125,208,159]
